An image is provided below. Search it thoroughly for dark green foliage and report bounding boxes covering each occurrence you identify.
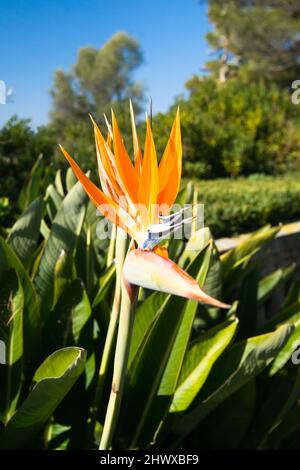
[0,116,55,203]
[206,0,300,85]
[0,166,299,449]
[153,77,300,179]
[195,173,300,237]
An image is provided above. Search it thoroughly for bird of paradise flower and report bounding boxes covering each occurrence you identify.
[60,102,230,449]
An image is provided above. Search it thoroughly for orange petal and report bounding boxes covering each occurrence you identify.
[59,145,138,238]
[90,116,138,219]
[112,110,139,203]
[130,99,142,175]
[153,245,168,259]
[138,116,158,226]
[123,249,230,309]
[157,108,182,212]
[90,115,121,197]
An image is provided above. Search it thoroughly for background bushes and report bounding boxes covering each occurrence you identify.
[195,173,300,238]
[153,77,300,180]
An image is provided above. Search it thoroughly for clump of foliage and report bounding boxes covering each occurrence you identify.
[194,173,300,238]
[0,164,300,449]
[206,0,300,85]
[153,77,300,179]
[50,32,144,167]
[0,116,55,204]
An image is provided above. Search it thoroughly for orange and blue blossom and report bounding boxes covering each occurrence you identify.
[60,103,230,309]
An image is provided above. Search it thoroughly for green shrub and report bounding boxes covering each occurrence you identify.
[153,77,300,179]
[194,174,300,238]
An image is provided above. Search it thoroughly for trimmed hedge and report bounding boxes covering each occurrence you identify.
[194,174,300,238]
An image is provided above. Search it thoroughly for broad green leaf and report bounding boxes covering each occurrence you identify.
[129,292,167,368]
[40,219,50,240]
[48,423,71,450]
[269,321,300,376]
[0,347,86,449]
[258,264,295,306]
[35,180,88,322]
[53,249,72,305]
[0,270,24,424]
[118,245,215,448]
[43,279,92,355]
[55,169,65,196]
[92,263,116,309]
[282,280,300,310]
[172,324,293,442]
[18,154,44,210]
[46,184,63,211]
[65,167,77,192]
[7,199,44,268]
[0,237,40,365]
[221,226,279,295]
[243,366,300,449]
[179,228,212,267]
[221,225,278,272]
[171,319,238,412]
[159,242,213,395]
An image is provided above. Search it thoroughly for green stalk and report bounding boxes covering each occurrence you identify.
[89,227,126,442]
[192,184,198,235]
[99,279,137,450]
[107,222,117,267]
[86,224,92,296]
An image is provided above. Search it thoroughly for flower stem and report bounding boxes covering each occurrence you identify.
[107,223,117,267]
[99,280,136,450]
[89,228,126,444]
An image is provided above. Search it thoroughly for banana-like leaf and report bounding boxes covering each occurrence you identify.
[118,244,214,448]
[221,225,278,272]
[0,269,24,424]
[221,226,279,295]
[18,154,44,210]
[172,324,293,443]
[65,167,77,192]
[53,249,72,306]
[46,184,63,211]
[55,169,65,197]
[269,309,300,376]
[0,347,86,449]
[128,292,167,368]
[170,318,238,412]
[243,366,300,449]
[43,279,92,356]
[0,237,40,365]
[7,199,44,268]
[92,263,116,309]
[179,228,212,268]
[160,242,213,395]
[258,264,296,306]
[35,180,88,322]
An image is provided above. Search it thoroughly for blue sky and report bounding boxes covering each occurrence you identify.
[0,0,211,128]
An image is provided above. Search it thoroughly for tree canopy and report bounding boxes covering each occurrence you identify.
[206,0,300,85]
[50,32,145,166]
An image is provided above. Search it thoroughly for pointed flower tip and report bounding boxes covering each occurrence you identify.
[88,113,95,124]
[123,249,229,309]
